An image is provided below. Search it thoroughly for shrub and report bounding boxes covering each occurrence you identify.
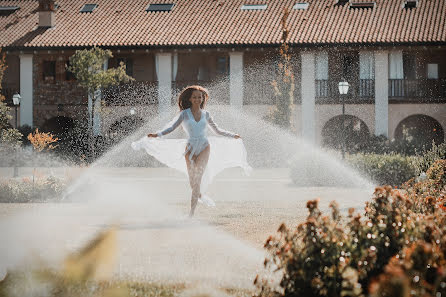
[413,142,446,176]
[0,175,66,203]
[256,160,446,297]
[346,153,417,186]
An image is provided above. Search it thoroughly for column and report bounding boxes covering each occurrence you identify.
[374,51,389,137]
[229,52,244,107]
[155,53,172,114]
[300,52,316,143]
[19,54,33,127]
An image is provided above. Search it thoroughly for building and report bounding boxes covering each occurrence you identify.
[0,0,445,147]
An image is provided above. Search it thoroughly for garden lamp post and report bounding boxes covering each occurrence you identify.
[338,81,349,159]
[12,93,21,177]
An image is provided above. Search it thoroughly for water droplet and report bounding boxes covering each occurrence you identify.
[340,257,345,262]
[367,233,372,239]
[436,292,441,297]
[441,282,446,288]
[385,242,390,247]
[401,228,405,232]
[370,246,376,251]
[398,222,402,226]
[413,275,419,283]
[364,261,368,265]
[321,249,325,254]
[367,222,372,227]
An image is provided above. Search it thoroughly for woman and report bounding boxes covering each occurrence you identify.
[132,85,251,217]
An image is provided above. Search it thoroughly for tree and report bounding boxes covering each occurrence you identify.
[268,8,295,129]
[0,49,22,158]
[67,47,134,158]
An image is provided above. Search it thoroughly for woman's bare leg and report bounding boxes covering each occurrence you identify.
[185,145,210,217]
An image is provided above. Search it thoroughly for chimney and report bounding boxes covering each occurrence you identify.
[38,0,56,28]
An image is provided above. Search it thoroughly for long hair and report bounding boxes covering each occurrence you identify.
[177,85,209,110]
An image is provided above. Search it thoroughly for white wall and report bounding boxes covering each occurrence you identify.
[19,54,33,127]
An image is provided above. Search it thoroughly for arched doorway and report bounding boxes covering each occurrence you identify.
[107,116,144,143]
[322,115,370,153]
[394,115,444,152]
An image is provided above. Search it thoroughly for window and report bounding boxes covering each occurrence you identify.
[217,56,229,75]
[80,4,97,13]
[349,2,375,9]
[65,60,76,81]
[0,6,20,16]
[342,56,354,79]
[404,0,417,9]
[43,61,56,81]
[293,2,309,10]
[427,64,438,79]
[118,58,133,77]
[315,52,328,80]
[146,3,174,12]
[241,4,267,10]
[403,53,416,79]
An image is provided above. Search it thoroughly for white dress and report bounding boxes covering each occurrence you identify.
[131,108,252,195]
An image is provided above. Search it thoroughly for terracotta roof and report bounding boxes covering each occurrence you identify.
[0,0,445,49]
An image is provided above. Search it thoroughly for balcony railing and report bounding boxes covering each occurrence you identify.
[389,79,446,99]
[172,80,230,104]
[315,79,375,100]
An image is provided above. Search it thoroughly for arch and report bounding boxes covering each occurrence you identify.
[41,116,75,137]
[107,116,144,142]
[394,114,444,150]
[321,115,370,153]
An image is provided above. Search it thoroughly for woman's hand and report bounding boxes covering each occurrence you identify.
[147,133,158,138]
[234,134,241,139]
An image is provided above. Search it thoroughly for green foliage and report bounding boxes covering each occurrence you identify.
[0,175,65,202]
[346,153,417,186]
[68,47,134,93]
[256,160,446,297]
[413,142,446,176]
[266,9,295,129]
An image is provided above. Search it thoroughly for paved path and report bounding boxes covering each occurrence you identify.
[0,167,374,288]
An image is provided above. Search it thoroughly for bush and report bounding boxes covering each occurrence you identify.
[413,142,446,176]
[346,153,417,186]
[256,160,446,297]
[0,175,66,203]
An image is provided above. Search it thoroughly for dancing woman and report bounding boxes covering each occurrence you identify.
[132,85,250,217]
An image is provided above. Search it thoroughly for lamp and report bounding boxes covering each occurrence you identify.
[12,93,21,106]
[338,81,349,159]
[338,81,349,95]
[12,93,21,177]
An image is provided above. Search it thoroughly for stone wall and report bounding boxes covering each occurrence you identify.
[33,53,87,127]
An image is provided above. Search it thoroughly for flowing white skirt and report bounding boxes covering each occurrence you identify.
[131,136,252,193]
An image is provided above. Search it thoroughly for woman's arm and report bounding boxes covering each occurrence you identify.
[206,111,240,138]
[148,111,184,137]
